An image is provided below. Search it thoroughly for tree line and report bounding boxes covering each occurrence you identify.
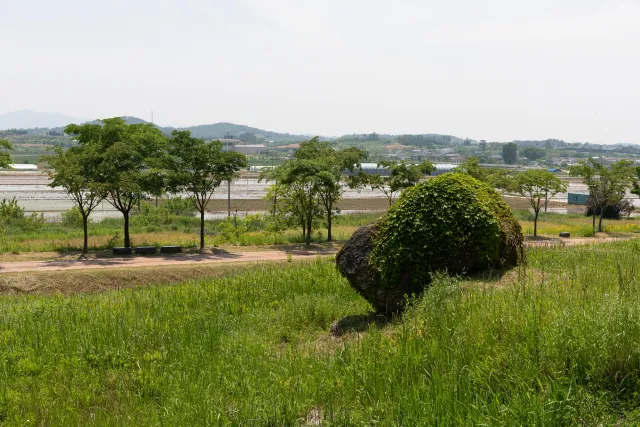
[260,138,435,245]
[44,118,247,254]
[457,157,640,237]
[10,124,640,251]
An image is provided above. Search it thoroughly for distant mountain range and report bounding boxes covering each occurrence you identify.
[0,110,307,142]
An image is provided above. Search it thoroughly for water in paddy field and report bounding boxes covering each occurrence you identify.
[0,173,637,221]
[0,174,391,221]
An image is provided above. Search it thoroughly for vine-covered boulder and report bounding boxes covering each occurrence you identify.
[336,173,523,313]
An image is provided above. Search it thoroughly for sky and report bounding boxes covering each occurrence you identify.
[1,0,639,143]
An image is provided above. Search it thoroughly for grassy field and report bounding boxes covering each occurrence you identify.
[2,241,640,424]
[513,210,640,238]
[0,212,380,254]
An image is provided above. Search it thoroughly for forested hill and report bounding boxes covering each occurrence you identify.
[56,116,309,142]
[170,122,306,142]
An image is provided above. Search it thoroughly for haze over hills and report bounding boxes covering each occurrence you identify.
[2,111,639,150]
[0,110,88,130]
[1,111,309,142]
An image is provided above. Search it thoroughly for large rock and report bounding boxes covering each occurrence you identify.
[336,224,423,313]
[337,173,524,314]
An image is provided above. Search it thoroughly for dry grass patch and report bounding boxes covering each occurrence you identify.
[0,262,260,295]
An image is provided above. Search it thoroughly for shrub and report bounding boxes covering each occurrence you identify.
[585,197,626,219]
[20,213,46,231]
[370,173,523,288]
[165,198,196,217]
[337,173,524,313]
[0,198,24,222]
[61,206,85,227]
[0,198,45,232]
[132,205,173,227]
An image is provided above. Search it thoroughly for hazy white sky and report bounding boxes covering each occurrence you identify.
[2,0,639,143]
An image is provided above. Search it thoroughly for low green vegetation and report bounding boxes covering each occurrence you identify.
[0,204,640,254]
[0,208,381,254]
[2,242,640,424]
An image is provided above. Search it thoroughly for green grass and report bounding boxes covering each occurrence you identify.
[0,211,382,253]
[2,241,640,424]
[2,203,640,254]
[512,209,640,237]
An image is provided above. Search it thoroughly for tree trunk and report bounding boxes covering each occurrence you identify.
[272,194,277,216]
[123,211,131,248]
[534,209,539,238]
[598,212,604,233]
[326,201,332,242]
[227,180,231,218]
[592,213,596,233]
[544,191,549,212]
[155,196,158,208]
[82,214,89,255]
[306,215,312,246]
[200,208,205,251]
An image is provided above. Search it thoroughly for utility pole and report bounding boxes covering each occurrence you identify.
[227,179,231,218]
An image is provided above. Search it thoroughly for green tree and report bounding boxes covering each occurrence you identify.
[456,158,514,193]
[0,139,13,168]
[570,159,636,232]
[66,118,167,248]
[522,147,546,162]
[355,160,434,205]
[502,143,518,164]
[632,166,640,197]
[276,159,325,246]
[44,145,105,255]
[457,157,487,181]
[513,170,567,237]
[166,131,247,251]
[294,138,366,241]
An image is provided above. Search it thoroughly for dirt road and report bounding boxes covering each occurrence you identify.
[0,235,633,276]
[0,250,335,275]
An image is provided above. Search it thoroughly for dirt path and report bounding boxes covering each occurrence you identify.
[0,250,335,275]
[526,236,634,247]
[0,235,634,275]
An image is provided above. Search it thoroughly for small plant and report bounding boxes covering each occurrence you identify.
[219,213,263,243]
[0,198,24,222]
[107,232,123,248]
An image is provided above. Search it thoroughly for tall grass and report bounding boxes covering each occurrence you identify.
[2,241,640,424]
